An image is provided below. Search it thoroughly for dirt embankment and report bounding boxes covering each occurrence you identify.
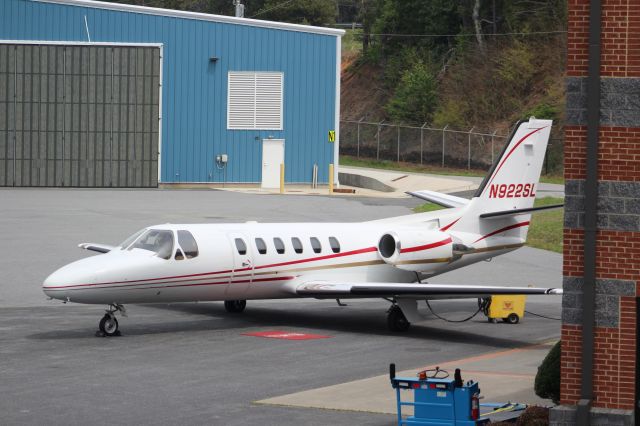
[340,38,566,135]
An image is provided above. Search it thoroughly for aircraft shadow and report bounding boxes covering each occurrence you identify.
[140,302,537,348]
[26,302,548,348]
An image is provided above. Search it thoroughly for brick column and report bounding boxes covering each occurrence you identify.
[550,1,640,424]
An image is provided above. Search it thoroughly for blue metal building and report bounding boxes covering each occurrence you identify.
[0,0,343,187]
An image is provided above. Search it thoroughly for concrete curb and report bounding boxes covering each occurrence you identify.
[338,172,394,193]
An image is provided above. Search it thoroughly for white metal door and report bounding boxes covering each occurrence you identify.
[261,139,284,189]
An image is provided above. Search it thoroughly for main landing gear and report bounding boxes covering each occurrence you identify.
[224,300,246,313]
[96,304,126,337]
[387,304,410,332]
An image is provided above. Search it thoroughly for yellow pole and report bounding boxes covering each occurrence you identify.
[328,164,334,194]
[280,163,285,194]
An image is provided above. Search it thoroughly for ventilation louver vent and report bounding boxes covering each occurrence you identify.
[228,72,283,130]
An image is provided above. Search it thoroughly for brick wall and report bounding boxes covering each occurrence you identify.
[563,229,640,279]
[560,304,637,411]
[565,127,640,181]
[567,0,640,77]
[556,0,640,423]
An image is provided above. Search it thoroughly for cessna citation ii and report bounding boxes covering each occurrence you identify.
[43,118,562,336]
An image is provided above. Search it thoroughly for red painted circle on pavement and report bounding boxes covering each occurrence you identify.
[242,330,332,340]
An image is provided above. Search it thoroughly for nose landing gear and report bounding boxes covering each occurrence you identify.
[96,304,126,337]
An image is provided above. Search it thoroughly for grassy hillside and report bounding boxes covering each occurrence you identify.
[340,1,567,174]
[341,35,566,139]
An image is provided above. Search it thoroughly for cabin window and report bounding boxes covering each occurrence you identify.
[274,237,285,254]
[235,238,247,255]
[291,237,303,254]
[329,237,340,253]
[255,238,267,255]
[310,237,322,254]
[128,229,174,260]
[177,230,199,259]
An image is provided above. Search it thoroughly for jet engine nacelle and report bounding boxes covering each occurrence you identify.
[378,228,453,272]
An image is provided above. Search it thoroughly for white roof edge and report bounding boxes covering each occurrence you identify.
[33,0,345,37]
[0,40,163,47]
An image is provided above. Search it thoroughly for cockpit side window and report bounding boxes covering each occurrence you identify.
[128,229,174,260]
[177,230,199,259]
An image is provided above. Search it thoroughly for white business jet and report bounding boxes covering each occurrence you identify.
[43,118,562,336]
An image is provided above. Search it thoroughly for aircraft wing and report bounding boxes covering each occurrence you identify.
[296,281,562,299]
[78,243,115,254]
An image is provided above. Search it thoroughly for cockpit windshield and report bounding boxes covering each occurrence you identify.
[119,229,146,249]
[126,229,174,260]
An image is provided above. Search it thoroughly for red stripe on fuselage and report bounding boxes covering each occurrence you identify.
[399,237,452,254]
[473,222,530,243]
[44,246,379,290]
[127,276,296,291]
[46,276,296,292]
[440,218,460,232]
[44,269,235,289]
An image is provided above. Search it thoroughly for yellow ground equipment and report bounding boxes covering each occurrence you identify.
[486,295,526,324]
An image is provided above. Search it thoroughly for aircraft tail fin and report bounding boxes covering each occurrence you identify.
[471,118,552,214]
[448,118,552,241]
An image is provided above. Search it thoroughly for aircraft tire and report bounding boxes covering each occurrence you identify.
[387,305,410,332]
[99,314,119,336]
[224,300,247,313]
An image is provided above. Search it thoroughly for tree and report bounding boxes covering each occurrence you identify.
[356,0,379,53]
[385,62,437,124]
[372,0,462,55]
[253,0,337,25]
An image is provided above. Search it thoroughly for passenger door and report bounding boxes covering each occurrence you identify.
[225,233,254,298]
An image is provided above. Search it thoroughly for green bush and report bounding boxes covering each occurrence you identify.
[432,99,468,129]
[496,41,536,95]
[526,102,560,121]
[534,341,561,404]
[385,62,437,124]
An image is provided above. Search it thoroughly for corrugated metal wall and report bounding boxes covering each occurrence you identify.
[0,0,338,184]
[0,43,159,187]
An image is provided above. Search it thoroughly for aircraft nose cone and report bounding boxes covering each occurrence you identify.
[42,257,102,301]
[43,269,69,300]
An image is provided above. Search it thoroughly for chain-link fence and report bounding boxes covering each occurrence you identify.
[340,119,563,174]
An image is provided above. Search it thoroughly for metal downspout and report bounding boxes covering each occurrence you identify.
[576,0,601,424]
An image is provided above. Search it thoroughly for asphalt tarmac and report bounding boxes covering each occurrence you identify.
[0,188,562,425]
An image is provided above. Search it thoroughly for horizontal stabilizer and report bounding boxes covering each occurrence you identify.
[78,243,115,254]
[297,281,562,299]
[479,204,564,219]
[406,190,470,208]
